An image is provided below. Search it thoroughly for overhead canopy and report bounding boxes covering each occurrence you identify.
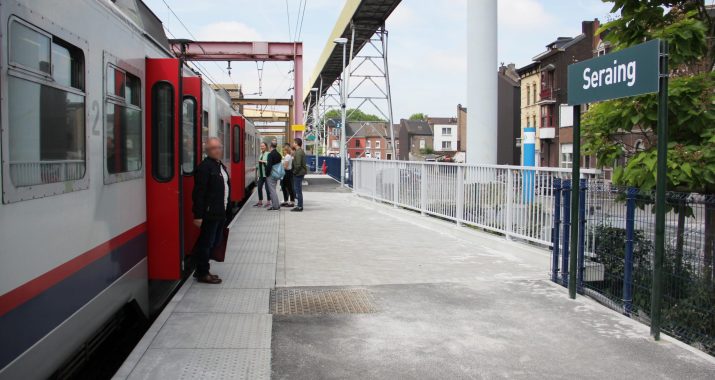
[303,0,402,105]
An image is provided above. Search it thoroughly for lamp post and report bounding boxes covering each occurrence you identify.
[310,87,319,171]
[334,37,348,186]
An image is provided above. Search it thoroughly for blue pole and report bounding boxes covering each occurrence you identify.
[552,178,562,283]
[577,178,587,293]
[522,127,536,203]
[623,187,637,316]
[561,179,572,287]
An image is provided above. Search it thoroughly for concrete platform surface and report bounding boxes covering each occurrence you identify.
[115,177,715,379]
[113,195,277,380]
[273,189,715,379]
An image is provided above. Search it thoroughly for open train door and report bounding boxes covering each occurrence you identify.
[180,76,202,264]
[230,115,246,204]
[145,58,183,280]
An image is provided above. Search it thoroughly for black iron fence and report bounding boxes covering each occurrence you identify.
[552,179,715,354]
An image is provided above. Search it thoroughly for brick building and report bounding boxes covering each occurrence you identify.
[530,19,600,168]
[398,119,433,160]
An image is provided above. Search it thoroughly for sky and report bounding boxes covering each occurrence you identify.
[143,0,616,120]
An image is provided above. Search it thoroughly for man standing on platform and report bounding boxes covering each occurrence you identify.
[191,137,228,284]
[291,138,307,212]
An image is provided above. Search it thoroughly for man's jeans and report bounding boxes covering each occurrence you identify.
[194,219,224,276]
[293,175,304,208]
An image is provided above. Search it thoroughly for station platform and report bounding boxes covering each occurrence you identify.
[115,175,715,379]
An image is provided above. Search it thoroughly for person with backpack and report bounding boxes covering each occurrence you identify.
[281,143,296,207]
[265,141,283,210]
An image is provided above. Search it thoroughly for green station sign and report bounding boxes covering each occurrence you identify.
[567,39,661,105]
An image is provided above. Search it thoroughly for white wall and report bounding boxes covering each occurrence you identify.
[433,124,458,152]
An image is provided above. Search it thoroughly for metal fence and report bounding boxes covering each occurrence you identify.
[307,156,352,186]
[352,159,600,246]
[552,182,715,354]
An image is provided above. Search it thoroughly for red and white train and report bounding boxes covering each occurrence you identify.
[0,1,260,378]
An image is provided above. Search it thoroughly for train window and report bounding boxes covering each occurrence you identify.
[5,19,86,195]
[182,97,197,175]
[105,65,142,180]
[202,110,209,147]
[9,20,51,75]
[107,66,126,98]
[152,82,174,182]
[233,125,241,163]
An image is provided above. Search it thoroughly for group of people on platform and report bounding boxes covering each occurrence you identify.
[254,137,307,212]
[188,136,307,284]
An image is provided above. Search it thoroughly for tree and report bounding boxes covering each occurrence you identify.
[408,113,427,121]
[324,108,384,122]
[582,1,715,279]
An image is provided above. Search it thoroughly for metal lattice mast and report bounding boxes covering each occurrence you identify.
[344,24,397,159]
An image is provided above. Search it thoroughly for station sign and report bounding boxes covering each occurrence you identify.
[567,39,660,105]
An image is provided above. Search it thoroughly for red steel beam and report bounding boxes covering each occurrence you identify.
[169,40,304,130]
[170,41,302,62]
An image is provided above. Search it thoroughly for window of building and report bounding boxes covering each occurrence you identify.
[634,139,645,152]
[533,84,537,104]
[441,127,452,136]
[374,152,381,160]
[541,70,554,90]
[527,86,531,106]
[355,140,361,148]
[419,139,426,149]
[181,97,197,174]
[442,141,452,150]
[152,82,174,181]
[105,65,142,181]
[6,19,87,199]
[533,115,537,129]
[560,143,573,169]
[376,140,381,149]
[541,105,553,128]
[366,140,372,149]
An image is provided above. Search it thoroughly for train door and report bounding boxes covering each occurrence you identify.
[145,58,182,280]
[230,115,246,204]
[181,76,202,263]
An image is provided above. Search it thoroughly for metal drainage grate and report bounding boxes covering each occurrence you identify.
[270,288,378,315]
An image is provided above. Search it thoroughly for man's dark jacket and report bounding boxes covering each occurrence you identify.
[266,148,282,176]
[293,147,307,176]
[192,158,231,221]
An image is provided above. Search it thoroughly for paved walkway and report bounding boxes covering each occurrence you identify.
[117,175,715,379]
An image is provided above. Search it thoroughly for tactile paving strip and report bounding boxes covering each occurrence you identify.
[127,348,270,380]
[194,263,276,289]
[150,313,271,349]
[174,288,269,314]
[270,288,378,315]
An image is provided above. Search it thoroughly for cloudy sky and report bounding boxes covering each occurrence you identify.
[144,0,615,120]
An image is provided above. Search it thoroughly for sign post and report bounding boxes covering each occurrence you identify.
[567,39,666,336]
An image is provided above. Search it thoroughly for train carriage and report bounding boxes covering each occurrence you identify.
[0,1,259,378]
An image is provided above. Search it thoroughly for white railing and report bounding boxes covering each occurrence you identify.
[9,160,85,186]
[353,159,602,246]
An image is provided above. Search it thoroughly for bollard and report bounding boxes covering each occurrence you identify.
[623,187,637,316]
[561,179,572,287]
[577,178,587,293]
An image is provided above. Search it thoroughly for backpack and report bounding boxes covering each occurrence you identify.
[270,162,285,180]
